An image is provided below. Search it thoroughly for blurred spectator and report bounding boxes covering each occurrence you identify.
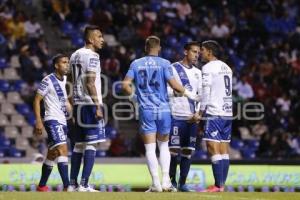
[24,15,44,39]
[234,75,254,100]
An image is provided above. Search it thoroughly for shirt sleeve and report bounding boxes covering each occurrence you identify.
[37,77,50,97]
[164,61,174,81]
[86,53,100,73]
[125,62,135,79]
[200,66,212,111]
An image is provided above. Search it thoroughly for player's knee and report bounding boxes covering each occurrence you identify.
[169,148,180,156]
[47,149,58,160]
[56,144,68,156]
[181,149,194,158]
[73,143,85,153]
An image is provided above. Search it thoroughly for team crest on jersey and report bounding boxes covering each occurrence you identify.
[210,130,218,137]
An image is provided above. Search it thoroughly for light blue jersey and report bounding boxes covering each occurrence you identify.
[126,56,174,110]
[126,55,174,134]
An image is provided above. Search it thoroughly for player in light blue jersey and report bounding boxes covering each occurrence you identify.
[199,40,233,192]
[33,54,72,192]
[123,36,198,192]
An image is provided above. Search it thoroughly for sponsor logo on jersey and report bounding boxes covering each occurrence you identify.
[190,137,196,143]
[171,136,180,145]
[222,103,232,112]
[89,58,99,68]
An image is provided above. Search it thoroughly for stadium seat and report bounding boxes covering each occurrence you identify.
[4,126,19,138]
[230,139,244,150]
[71,36,84,48]
[96,150,107,157]
[11,80,25,92]
[0,92,6,103]
[15,136,29,149]
[61,21,75,36]
[6,92,23,104]
[1,103,16,114]
[7,147,24,157]
[3,68,19,80]
[241,148,256,159]
[0,114,9,126]
[9,55,21,68]
[26,113,36,126]
[83,9,93,21]
[10,114,27,127]
[0,80,10,92]
[21,126,33,138]
[0,57,7,69]
[15,103,31,115]
[245,139,260,150]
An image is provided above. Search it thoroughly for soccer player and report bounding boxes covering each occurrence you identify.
[168,41,202,192]
[199,40,232,192]
[69,25,105,192]
[123,36,199,192]
[33,54,71,192]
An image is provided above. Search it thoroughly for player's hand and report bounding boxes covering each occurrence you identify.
[34,120,44,136]
[188,113,201,124]
[95,106,103,120]
[173,91,183,97]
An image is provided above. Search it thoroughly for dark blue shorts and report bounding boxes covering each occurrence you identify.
[203,114,232,143]
[169,118,197,150]
[73,105,106,144]
[44,120,68,149]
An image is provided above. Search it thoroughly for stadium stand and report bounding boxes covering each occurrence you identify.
[0,0,299,160]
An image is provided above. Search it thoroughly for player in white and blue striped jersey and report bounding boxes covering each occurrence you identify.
[199,40,233,192]
[167,41,202,192]
[33,54,72,192]
[69,25,105,192]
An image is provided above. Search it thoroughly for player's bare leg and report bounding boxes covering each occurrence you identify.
[142,133,162,192]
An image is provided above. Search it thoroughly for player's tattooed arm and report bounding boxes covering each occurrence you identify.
[33,93,44,136]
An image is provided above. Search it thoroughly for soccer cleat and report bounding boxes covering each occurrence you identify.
[200,185,222,192]
[145,185,163,192]
[220,186,225,192]
[37,185,49,192]
[77,185,99,192]
[162,185,177,192]
[63,185,77,192]
[178,184,192,192]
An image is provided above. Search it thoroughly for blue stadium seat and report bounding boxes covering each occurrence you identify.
[0,57,7,69]
[241,148,256,159]
[71,36,84,48]
[230,139,244,150]
[12,80,25,92]
[26,113,36,126]
[96,150,107,157]
[15,103,31,115]
[61,21,75,36]
[0,80,10,92]
[83,9,93,21]
[193,150,208,159]
[7,147,24,157]
[245,139,260,150]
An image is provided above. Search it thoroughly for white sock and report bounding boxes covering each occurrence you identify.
[145,143,160,187]
[157,140,171,186]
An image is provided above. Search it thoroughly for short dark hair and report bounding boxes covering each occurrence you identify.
[52,54,68,66]
[84,25,101,42]
[145,35,160,53]
[201,40,221,58]
[184,41,200,50]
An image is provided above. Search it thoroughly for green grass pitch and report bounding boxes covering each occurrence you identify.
[1,192,300,200]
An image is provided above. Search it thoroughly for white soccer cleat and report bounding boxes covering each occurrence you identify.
[145,185,163,192]
[162,182,177,192]
[77,185,99,192]
[66,185,77,192]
